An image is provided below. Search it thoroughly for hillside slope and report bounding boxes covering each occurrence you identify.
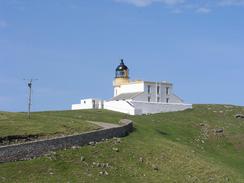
[0,104,244,182]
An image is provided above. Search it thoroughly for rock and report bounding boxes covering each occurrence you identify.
[139,157,144,163]
[116,138,121,143]
[214,128,224,134]
[112,147,119,152]
[80,156,85,161]
[72,146,80,149]
[104,171,109,176]
[99,171,109,176]
[152,164,159,171]
[89,141,96,146]
[235,114,244,119]
[113,137,121,144]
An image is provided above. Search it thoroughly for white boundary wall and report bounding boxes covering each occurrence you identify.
[132,101,192,114]
[103,100,192,115]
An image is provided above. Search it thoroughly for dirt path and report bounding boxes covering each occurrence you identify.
[87,121,120,129]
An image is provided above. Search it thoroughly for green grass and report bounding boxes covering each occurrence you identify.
[0,110,117,138]
[0,104,244,183]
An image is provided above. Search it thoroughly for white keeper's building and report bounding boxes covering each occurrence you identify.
[72,60,192,115]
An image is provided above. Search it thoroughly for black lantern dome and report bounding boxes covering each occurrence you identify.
[115,59,129,78]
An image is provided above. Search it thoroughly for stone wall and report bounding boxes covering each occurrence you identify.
[0,119,133,163]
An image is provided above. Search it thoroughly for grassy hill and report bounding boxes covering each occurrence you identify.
[0,104,244,182]
[0,110,123,144]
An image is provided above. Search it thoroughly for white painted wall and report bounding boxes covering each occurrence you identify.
[132,101,192,114]
[114,82,144,97]
[132,81,182,104]
[72,80,191,115]
[71,98,101,110]
[104,100,136,115]
[169,93,184,103]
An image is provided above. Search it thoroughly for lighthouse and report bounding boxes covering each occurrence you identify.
[71,59,192,115]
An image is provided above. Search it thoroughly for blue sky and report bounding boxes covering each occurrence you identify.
[0,0,244,112]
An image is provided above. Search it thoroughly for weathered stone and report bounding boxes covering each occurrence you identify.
[112,147,119,152]
[80,156,85,161]
[99,171,109,176]
[214,128,224,133]
[88,141,95,146]
[235,114,244,119]
[0,120,133,163]
[152,164,159,171]
[71,146,80,149]
[112,137,121,144]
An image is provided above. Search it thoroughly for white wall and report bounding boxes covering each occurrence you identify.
[71,98,101,110]
[132,101,192,114]
[114,82,144,97]
[132,81,183,104]
[104,100,136,115]
[169,93,184,103]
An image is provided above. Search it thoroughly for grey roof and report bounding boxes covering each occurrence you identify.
[110,92,142,101]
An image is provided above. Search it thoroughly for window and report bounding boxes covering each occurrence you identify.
[148,96,151,103]
[157,97,160,102]
[166,98,169,103]
[157,86,160,94]
[84,101,86,104]
[116,71,125,78]
[166,87,169,95]
[147,85,151,94]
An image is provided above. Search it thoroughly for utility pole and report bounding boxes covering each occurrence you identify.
[24,79,38,119]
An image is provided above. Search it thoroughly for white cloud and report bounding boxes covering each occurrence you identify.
[196,7,211,13]
[219,0,244,6]
[114,0,244,12]
[114,0,184,7]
